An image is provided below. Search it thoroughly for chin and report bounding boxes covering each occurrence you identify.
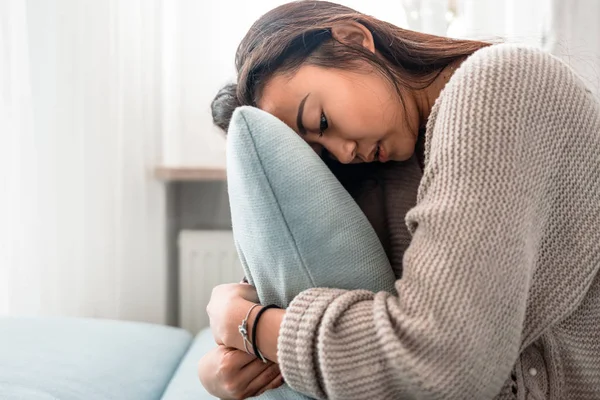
[394,154,413,162]
[390,148,414,162]
[384,133,415,162]
[388,136,418,162]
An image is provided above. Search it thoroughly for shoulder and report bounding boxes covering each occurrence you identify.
[427,43,591,138]
[456,43,574,82]
[444,43,588,105]
[423,43,596,173]
[466,42,545,65]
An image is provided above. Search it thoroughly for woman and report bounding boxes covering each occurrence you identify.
[200,1,600,399]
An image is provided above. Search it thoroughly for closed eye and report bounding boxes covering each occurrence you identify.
[319,111,328,137]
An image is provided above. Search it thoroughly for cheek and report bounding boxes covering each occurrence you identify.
[332,101,392,139]
[324,74,399,138]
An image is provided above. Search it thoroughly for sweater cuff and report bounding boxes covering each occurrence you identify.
[277,287,347,399]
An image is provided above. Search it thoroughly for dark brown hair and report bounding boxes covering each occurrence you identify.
[211,0,491,194]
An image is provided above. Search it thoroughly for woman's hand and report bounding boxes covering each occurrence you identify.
[207,281,285,363]
[207,283,259,347]
[198,345,284,400]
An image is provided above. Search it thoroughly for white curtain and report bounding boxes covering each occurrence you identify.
[1,0,168,324]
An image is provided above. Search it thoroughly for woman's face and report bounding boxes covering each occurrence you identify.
[258,64,422,164]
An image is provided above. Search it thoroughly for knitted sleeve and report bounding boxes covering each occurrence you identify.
[277,45,570,399]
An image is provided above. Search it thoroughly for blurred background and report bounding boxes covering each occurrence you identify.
[1,0,598,333]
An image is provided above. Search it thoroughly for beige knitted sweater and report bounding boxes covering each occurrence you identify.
[277,43,600,400]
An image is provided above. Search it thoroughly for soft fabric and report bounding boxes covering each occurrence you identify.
[277,43,600,399]
[226,106,399,399]
[0,317,192,400]
[226,106,397,305]
[161,327,220,400]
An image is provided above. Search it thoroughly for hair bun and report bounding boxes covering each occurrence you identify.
[211,83,240,133]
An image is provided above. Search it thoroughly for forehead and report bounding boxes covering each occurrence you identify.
[258,76,300,127]
[257,68,318,128]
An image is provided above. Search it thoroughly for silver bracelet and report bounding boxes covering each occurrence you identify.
[238,303,261,355]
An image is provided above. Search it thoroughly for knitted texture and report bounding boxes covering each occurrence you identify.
[277,43,600,399]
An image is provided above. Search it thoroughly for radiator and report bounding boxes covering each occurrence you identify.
[178,230,243,334]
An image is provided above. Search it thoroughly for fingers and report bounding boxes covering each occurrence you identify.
[243,361,282,397]
[199,346,281,400]
[238,284,260,303]
[255,373,285,397]
[238,357,274,381]
[222,346,258,370]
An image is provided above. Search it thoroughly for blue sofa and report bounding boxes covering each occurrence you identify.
[0,317,218,399]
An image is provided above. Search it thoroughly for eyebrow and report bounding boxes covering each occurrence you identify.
[296,93,310,136]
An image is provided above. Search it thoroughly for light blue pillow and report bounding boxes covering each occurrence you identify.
[227,106,397,308]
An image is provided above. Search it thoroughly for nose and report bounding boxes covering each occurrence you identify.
[329,140,357,164]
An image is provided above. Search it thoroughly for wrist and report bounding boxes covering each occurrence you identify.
[225,298,258,350]
[248,306,285,363]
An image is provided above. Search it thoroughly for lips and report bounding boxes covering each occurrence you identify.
[364,142,389,163]
[377,143,389,163]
